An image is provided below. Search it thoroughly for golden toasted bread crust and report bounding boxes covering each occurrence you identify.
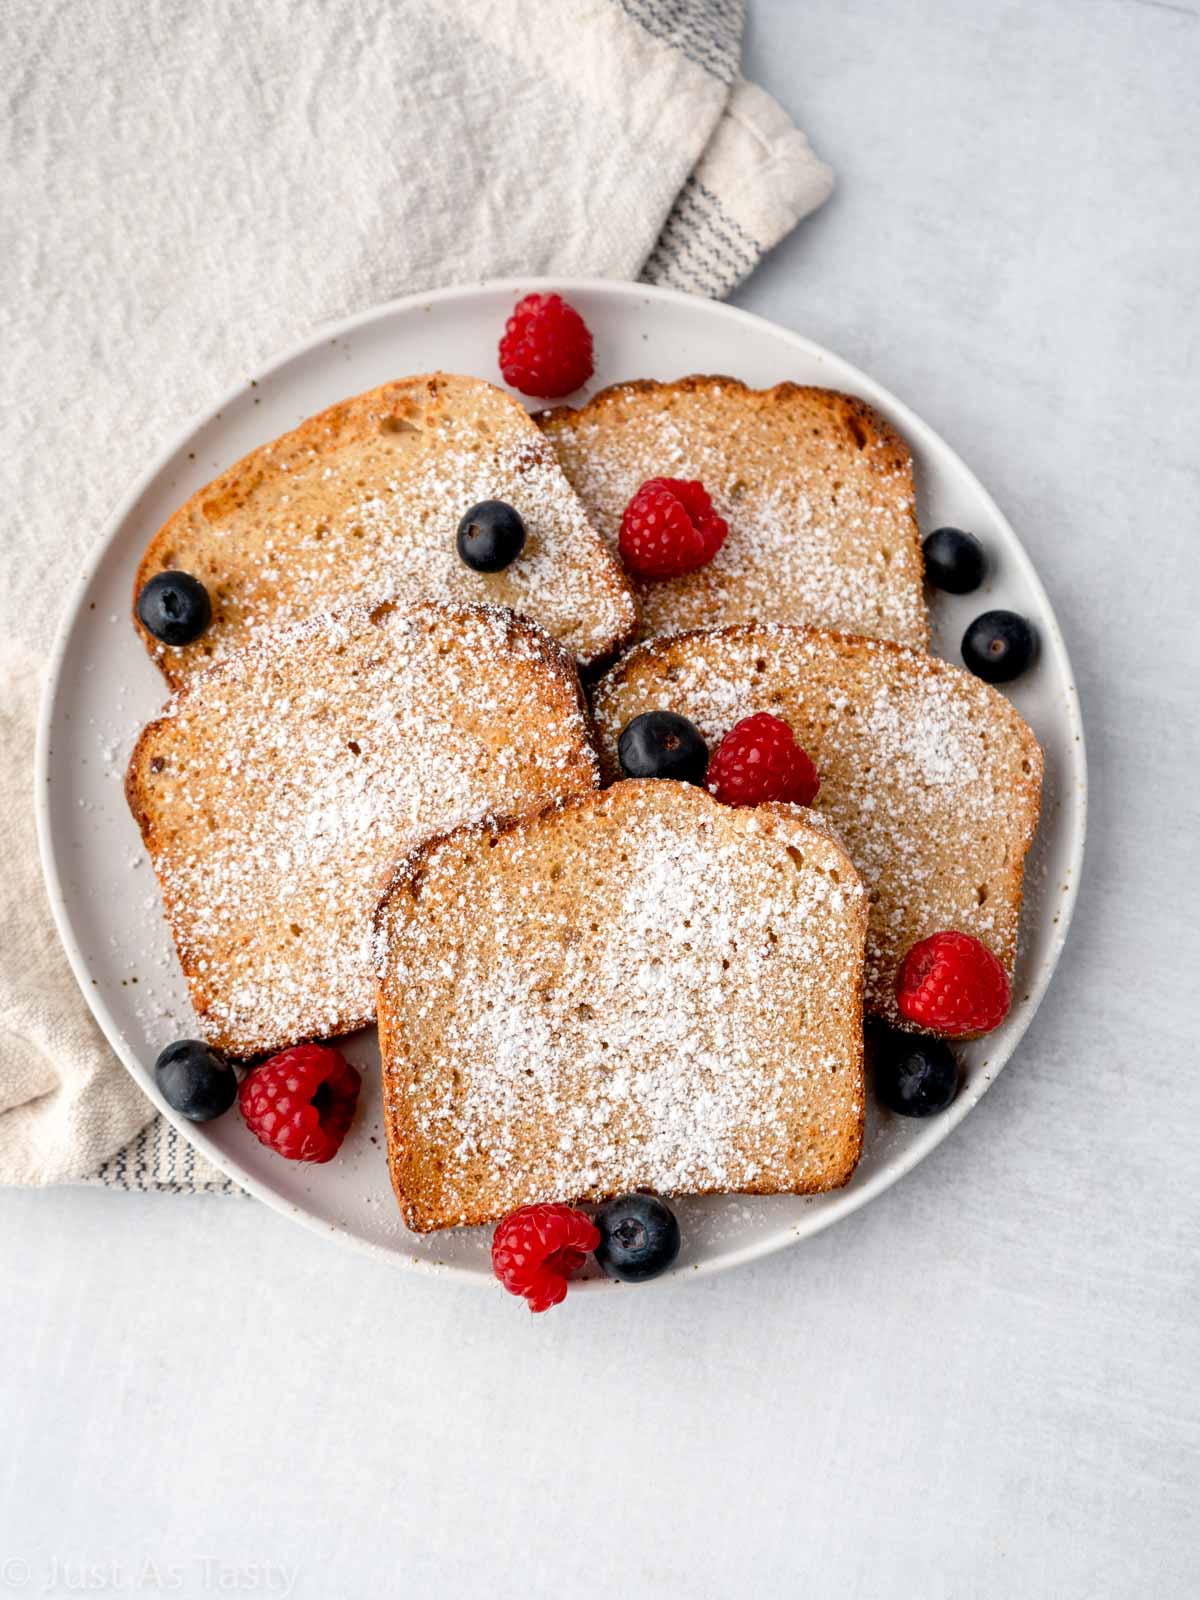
[537,376,928,650]
[591,624,1043,1033]
[375,780,868,1231]
[134,375,637,686]
[540,374,915,478]
[127,600,600,1057]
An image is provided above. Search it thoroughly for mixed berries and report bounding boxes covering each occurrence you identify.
[152,1036,361,1162]
[618,477,728,580]
[707,713,819,809]
[895,930,1011,1037]
[492,1194,682,1309]
[498,292,594,398]
[617,709,821,813]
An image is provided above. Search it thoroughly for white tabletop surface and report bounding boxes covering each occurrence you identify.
[3,3,1198,1596]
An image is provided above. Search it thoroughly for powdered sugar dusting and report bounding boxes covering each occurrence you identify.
[379,785,867,1227]
[540,380,927,648]
[592,626,1043,1023]
[131,600,598,1055]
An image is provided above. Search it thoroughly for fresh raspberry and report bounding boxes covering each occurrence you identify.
[707,713,820,808]
[491,1203,601,1313]
[618,478,729,580]
[895,931,1011,1037]
[498,292,594,398]
[238,1044,360,1162]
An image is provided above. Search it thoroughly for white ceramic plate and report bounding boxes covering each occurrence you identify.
[36,279,1086,1288]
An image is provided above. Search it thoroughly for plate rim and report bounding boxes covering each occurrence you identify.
[34,275,1088,1287]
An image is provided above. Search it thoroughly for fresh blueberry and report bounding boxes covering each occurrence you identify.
[456,500,527,572]
[594,1194,681,1283]
[962,609,1037,683]
[922,526,986,594]
[617,711,709,784]
[154,1039,238,1122]
[874,1031,960,1117]
[137,571,212,646]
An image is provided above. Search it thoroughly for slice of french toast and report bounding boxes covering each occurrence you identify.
[591,625,1043,1030]
[126,601,599,1057]
[134,375,637,686]
[375,780,868,1232]
[537,376,928,649]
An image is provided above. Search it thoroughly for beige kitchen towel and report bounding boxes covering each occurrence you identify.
[0,0,833,1191]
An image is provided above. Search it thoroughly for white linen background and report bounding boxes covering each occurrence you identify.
[0,0,833,1188]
